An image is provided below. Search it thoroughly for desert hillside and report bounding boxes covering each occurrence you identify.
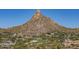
[0,10,79,49]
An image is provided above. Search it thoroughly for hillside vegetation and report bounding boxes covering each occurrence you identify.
[0,10,79,49]
[0,31,79,48]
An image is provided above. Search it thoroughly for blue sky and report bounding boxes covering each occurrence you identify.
[0,9,79,28]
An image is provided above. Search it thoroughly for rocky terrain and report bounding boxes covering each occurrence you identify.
[0,10,79,49]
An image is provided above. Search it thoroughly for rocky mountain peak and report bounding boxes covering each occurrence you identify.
[32,9,42,20]
[0,10,66,37]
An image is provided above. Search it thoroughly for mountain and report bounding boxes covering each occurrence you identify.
[2,10,67,36]
[0,10,79,48]
[18,10,65,36]
[1,10,79,35]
